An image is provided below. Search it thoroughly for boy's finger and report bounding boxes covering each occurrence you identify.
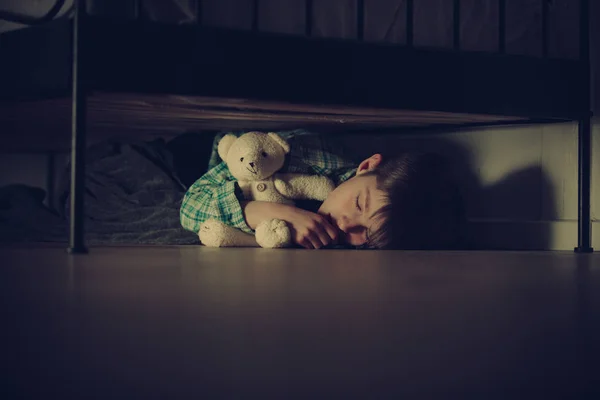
[308,233,325,249]
[315,227,334,247]
[320,215,340,242]
[323,223,339,243]
[299,237,314,249]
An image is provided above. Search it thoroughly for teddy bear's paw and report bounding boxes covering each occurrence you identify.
[198,219,230,247]
[255,218,292,248]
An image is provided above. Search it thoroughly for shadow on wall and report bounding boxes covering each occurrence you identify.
[474,165,556,250]
[328,129,557,250]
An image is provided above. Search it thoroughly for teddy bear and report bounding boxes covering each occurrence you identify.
[198,131,335,248]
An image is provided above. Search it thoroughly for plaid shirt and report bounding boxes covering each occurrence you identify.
[180,130,358,234]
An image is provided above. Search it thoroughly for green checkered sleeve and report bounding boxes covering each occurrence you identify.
[180,162,253,234]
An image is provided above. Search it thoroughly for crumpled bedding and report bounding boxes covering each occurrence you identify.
[0,136,203,245]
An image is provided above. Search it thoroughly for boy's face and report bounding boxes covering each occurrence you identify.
[318,154,388,246]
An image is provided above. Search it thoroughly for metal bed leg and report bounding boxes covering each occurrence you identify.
[68,0,88,254]
[575,0,593,253]
[575,115,594,253]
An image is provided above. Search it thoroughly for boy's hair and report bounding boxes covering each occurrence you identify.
[363,152,467,250]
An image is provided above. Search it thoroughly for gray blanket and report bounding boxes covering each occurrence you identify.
[0,138,200,245]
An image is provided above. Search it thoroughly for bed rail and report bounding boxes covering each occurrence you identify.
[178,0,561,58]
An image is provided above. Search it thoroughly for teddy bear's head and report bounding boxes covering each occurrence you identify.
[218,131,290,181]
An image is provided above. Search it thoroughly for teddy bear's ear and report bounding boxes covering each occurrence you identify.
[267,132,290,154]
[217,134,238,163]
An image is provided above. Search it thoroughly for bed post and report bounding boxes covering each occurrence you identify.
[575,0,594,253]
[68,0,88,254]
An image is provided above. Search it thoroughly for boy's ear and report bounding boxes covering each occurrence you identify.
[356,154,382,175]
[217,134,237,163]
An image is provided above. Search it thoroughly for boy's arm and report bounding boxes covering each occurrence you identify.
[242,200,339,249]
[180,162,253,234]
[241,201,290,230]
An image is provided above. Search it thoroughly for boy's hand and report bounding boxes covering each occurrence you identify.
[281,207,340,249]
[242,201,340,249]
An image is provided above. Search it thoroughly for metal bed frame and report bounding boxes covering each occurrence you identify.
[0,0,594,253]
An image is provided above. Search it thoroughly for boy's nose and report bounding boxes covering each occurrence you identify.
[337,215,356,233]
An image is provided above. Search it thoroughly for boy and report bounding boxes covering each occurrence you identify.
[180,130,466,249]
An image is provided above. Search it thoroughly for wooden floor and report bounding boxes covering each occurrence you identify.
[2,246,599,398]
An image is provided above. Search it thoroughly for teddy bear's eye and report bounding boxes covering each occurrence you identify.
[262,152,268,158]
[240,157,244,162]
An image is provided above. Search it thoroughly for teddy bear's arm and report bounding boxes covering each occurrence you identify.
[274,173,335,201]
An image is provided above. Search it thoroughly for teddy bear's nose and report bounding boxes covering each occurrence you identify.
[249,162,255,168]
